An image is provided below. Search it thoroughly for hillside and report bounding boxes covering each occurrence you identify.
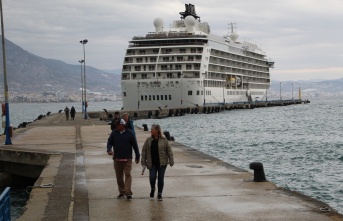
[0,37,121,94]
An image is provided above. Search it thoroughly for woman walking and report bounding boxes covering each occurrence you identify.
[141,124,174,201]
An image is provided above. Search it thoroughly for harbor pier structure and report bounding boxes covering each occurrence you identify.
[1,111,341,221]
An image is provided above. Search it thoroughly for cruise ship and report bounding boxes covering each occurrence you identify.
[121,4,274,111]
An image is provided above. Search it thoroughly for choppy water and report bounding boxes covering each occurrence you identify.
[2,98,343,216]
[135,97,343,215]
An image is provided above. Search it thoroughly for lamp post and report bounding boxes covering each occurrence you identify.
[280,82,282,101]
[1,0,11,145]
[292,83,294,100]
[79,60,84,113]
[80,39,88,119]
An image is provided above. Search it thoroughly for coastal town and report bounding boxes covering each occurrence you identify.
[1,87,341,104]
[2,91,121,103]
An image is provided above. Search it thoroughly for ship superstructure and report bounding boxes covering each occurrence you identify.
[121,4,274,110]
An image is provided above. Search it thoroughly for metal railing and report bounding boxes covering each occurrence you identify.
[0,187,11,221]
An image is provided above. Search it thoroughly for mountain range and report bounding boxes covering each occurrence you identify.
[0,37,342,97]
[269,78,343,98]
[0,37,120,94]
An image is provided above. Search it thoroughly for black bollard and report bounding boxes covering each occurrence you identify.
[249,162,267,182]
[142,124,148,131]
[163,131,171,140]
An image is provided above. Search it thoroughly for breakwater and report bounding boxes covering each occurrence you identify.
[88,99,309,120]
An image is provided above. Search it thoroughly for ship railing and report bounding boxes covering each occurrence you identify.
[158,59,202,62]
[211,53,269,65]
[128,42,206,47]
[160,52,203,55]
[158,68,182,71]
[143,33,208,39]
[125,52,158,56]
[160,51,201,54]
[0,187,11,220]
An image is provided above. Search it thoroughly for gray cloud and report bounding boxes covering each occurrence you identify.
[3,0,343,81]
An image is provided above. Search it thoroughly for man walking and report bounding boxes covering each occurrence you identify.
[107,118,140,199]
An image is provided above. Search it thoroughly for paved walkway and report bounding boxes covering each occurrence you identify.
[1,113,342,220]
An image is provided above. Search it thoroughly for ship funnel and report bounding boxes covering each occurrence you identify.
[184,16,196,33]
[153,17,164,32]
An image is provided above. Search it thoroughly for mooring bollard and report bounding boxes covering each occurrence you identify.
[249,162,267,182]
[142,124,148,131]
[163,131,171,140]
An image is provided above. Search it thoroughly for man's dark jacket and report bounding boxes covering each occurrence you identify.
[107,129,140,160]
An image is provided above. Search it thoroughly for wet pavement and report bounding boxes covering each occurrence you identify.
[0,113,342,220]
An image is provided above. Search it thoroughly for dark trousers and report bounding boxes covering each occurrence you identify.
[149,165,167,194]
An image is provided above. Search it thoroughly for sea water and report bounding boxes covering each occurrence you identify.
[3,98,343,216]
[135,97,343,215]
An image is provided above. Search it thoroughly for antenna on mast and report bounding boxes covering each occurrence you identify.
[228,22,238,42]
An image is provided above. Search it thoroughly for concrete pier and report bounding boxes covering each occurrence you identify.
[1,111,342,220]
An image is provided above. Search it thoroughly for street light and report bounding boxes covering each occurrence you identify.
[1,0,12,144]
[292,83,294,100]
[79,60,84,113]
[80,39,88,119]
[280,82,282,101]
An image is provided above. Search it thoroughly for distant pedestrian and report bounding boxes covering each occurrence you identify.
[110,111,121,131]
[141,124,174,201]
[70,106,76,120]
[122,112,135,133]
[64,106,70,120]
[107,118,140,200]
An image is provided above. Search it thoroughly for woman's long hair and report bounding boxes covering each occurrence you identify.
[151,124,165,138]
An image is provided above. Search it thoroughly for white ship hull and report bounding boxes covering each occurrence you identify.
[122,78,266,110]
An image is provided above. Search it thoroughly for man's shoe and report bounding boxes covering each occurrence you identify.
[117,194,125,199]
[157,194,163,201]
[150,188,155,198]
[126,195,132,200]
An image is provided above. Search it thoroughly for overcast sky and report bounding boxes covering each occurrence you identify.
[2,0,343,81]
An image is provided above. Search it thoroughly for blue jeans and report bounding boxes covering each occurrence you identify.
[149,165,167,194]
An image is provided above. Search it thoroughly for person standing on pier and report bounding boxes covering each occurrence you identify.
[70,106,76,120]
[107,118,140,200]
[110,111,120,131]
[141,124,174,201]
[122,112,135,134]
[64,106,70,120]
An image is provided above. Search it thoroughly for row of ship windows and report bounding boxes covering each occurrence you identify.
[123,90,246,101]
[126,48,203,55]
[125,56,202,63]
[140,95,172,101]
[129,64,200,71]
[188,91,246,96]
